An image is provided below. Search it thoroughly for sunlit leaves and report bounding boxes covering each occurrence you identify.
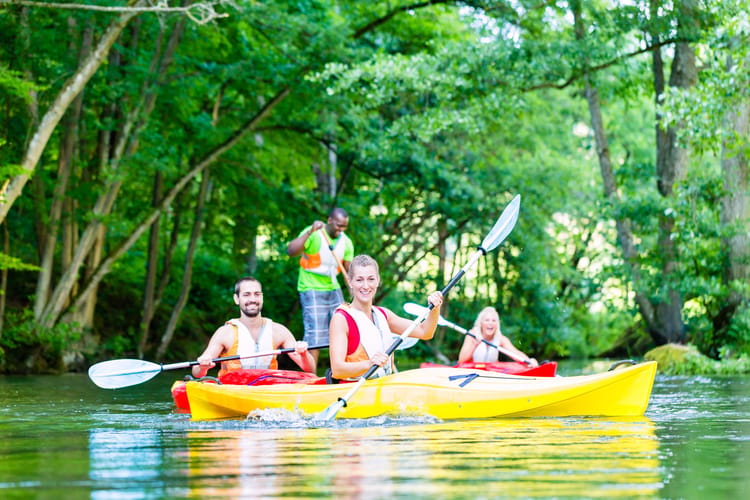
[660,4,750,154]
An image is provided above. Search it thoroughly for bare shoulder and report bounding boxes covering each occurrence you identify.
[497,333,513,346]
[378,305,394,317]
[379,306,404,324]
[329,311,347,332]
[270,320,293,335]
[210,323,236,347]
[270,320,296,345]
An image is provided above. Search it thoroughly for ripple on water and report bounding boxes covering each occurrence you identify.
[182,407,442,431]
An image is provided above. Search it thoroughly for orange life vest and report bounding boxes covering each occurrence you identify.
[218,319,278,376]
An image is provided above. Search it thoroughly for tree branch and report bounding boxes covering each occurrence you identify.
[0,0,233,24]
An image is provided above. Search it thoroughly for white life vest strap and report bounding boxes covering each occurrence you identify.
[345,307,393,378]
[227,318,274,369]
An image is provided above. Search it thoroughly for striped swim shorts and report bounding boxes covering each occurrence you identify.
[299,289,344,346]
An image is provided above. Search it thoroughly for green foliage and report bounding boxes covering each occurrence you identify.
[721,302,750,356]
[0,163,29,178]
[0,252,39,272]
[659,3,749,154]
[0,309,82,374]
[0,64,44,103]
[101,333,133,359]
[1,0,747,374]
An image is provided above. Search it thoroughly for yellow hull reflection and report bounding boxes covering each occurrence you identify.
[183,418,660,498]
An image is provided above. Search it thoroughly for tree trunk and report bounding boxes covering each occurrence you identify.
[38,11,189,328]
[38,117,127,327]
[157,194,184,309]
[715,49,750,333]
[19,7,39,126]
[62,88,291,329]
[139,187,184,357]
[156,172,212,360]
[0,0,145,225]
[19,6,45,264]
[327,140,338,200]
[34,16,92,319]
[572,0,658,334]
[651,0,698,343]
[138,171,164,358]
[68,224,105,328]
[721,94,750,285]
[0,223,8,336]
[234,221,258,276]
[133,9,191,355]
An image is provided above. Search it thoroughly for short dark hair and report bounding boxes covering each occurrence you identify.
[329,207,348,219]
[234,276,261,295]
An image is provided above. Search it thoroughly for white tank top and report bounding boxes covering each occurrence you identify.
[227,318,275,369]
[472,332,502,363]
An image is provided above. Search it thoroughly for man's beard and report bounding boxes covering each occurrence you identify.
[241,304,261,317]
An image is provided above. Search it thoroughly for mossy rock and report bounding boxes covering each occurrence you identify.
[645,343,750,375]
[644,343,701,365]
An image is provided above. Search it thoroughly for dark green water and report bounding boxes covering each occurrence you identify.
[1,365,748,499]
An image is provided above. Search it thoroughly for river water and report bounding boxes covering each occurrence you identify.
[1,363,748,499]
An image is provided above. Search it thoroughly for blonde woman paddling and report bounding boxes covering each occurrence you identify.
[329,254,444,381]
[457,307,538,367]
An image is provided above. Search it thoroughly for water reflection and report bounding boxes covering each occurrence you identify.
[7,373,750,498]
[89,428,181,499]
[185,431,285,498]
[176,417,660,498]
[650,376,750,499]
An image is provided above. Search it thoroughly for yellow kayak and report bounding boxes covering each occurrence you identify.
[185,361,657,421]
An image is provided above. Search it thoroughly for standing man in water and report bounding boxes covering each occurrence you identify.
[287,207,354,373]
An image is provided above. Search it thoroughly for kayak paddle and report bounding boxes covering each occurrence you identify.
[392,334,419,350]
[319,228,351,289]
[88,344,328,389]
[402,302,531,365]
[88,337,417,390]
[314,194,521,422]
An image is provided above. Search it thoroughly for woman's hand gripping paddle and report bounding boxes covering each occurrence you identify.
[402,302,531,365]
[314,194,521,422]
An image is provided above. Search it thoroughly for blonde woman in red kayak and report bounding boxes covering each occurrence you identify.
[329,254,443,381]
[457,307,538,367]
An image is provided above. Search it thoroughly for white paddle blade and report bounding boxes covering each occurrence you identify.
[480,194,520,253]
[394,334,419,350]
[402,302,425,317]
[314,399,346,422]
[88,359,162,389]
[403,302,450,327]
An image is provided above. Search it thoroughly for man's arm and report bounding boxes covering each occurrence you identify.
[275,323,315,373]
[342,234,354,271]
[192,326,232,378]
[287,221,323,257]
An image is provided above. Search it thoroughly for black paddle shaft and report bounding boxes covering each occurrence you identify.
[184,344,329,367]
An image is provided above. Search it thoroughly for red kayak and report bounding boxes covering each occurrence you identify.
[171,368,326,413]
[419,360,557,377]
